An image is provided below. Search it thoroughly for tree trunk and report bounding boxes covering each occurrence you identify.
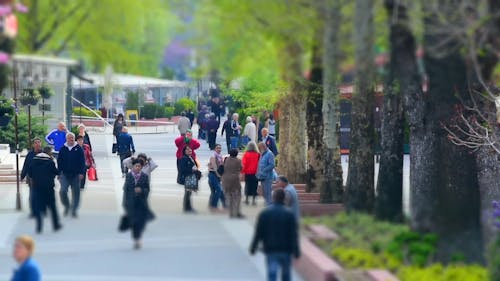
[306,16,325,193]
[321,0,344,203]
[278,97,290,174]
[375,0,413,221]
[346,0,375,211]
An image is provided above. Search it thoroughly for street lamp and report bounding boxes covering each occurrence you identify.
[11,61,20,210]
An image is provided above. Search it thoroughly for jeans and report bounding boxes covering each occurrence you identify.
[59,174,81,215]
[183,189,193,211]
[208,172,225,208]
[261,178,274,206]
[266,253,292,281]
[230,136,239,150]
[208,131,217,150]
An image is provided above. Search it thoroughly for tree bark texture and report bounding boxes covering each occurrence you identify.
[346,0,375,211]
[375,0,412,221]
[321,0,344,203]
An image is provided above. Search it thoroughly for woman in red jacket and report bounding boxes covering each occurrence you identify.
[241,141,260,205]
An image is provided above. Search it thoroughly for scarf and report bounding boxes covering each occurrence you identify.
[214,151,223,165]
[131,170,142,185]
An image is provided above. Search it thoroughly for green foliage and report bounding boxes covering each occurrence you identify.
[174,98,196,115]
[19,89,41,106]
[488,237,500,281]
[0,96,14,116]
[332,247,402,271]
[0,113,48,151]
[72,107,101,117]
[386,231,438,267]
[38,85,54,99]
[126,92,139,111]
[140,104,166,119]
[164,106,175,119]
[398,264,488,281]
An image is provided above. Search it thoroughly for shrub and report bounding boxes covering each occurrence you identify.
[72,107,101,117]
[125,91,139,110]
[140,103,165,119]
[398,264,488,281]
[386,231,438,267]
[164,106,175,119]
[174,97,196,115]
[0,113,48,151]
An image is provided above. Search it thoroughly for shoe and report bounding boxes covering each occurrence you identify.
[184,209,197,214]
[236,213,245,219]
[72,212,78,218]
[54,224,63,232]
[134,240,142,250]
[63,208,69,217]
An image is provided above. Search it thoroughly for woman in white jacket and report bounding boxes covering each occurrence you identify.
[243,116,257,144]
[122,153,158,178]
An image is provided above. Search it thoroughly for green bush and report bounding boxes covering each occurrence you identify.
[164,106,175,119]
[174,97,196,115]
[126,91,139,110]
[488,237,500,281]
[386,231,438,267]
[140,103,165,119]
[72,107,101,117]
[0,113,48,151]
[398,264,488,281]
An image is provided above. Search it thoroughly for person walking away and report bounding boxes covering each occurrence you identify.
[45,122,67,157]
[57,133,85,218]
[76,135,95,190]
[261,128,279,156]
[267,114,277,138]
[222,148,244,218]
[230,113,242,150]
[257,142,275,205]
[28,147,62,233]
[205,113,220,150]
[113,113,126,146]
[175,130,200,184]
[77,124,92,151]
[197,106,209,140]
[221,112,233,153]
[242,141,260,206]
[177,112,191,136]
[123,153,158,179]
[186,109,195,127]
[243,116,257,145]
[11,236,41,281]
[275,176,300,223]
[179,146,200,213]
[118,127,135,177]
[207,144,226,212]
[250,189,300,281]
[21,138,42,218]
[122,158,154,249]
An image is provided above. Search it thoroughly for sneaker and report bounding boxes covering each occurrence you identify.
[236,213,246,219]
[134,240,142,250]
[54,224,63,232]
[72,212,78,218]
[63,208,69,217]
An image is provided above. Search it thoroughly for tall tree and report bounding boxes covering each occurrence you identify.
[321,0,344,203]
[375,0,415,221]
[346,0,376,211]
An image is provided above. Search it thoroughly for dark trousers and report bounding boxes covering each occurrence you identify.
[183,189,193,211]
[34,188,60,232]
[176,158,182,184]
[225,137,231,154]
[208,131,217,150]
[80,167,88,189]
[27,178,34,216]
[59,174,81,215]
[132,220,146,240]
[119,152,132,174]
[266,253,292,281]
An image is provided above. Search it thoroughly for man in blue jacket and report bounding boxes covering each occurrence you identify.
[250,189,300,281]
[257,142,275,205]
[45,122,67,157]
[57,133,85,218]
[118,127,135,177]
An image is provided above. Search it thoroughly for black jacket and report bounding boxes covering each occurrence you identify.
[221,120,233,138]
[27,153,59,188]
[21,150,38,180]
[123,172,154,224]
[250,204,300,257]
[179,155,196,176]
[57,143,85,178]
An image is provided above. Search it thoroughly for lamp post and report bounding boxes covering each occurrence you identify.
[12,61,20,210]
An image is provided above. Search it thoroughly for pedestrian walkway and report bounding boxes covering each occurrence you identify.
[0,124,304,281]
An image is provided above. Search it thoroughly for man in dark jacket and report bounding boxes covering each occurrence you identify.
[250,189,300,281]
[261,127,279,156]
[20,138,42,218]
[221,112,233,153]
[57,133,86,218]
[28,147,62,233]
[205,113,220,150]
[118,126,135,177]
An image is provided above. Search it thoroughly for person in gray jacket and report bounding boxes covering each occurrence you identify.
[275,175,300,223]
[177,112,191,136]
[122,153,158,179]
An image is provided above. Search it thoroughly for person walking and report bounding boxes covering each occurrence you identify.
[221,112,233,153]
[45,122,67,157]
[186,109,195,127]
[11,236,41,281]
[197,106,209,140]
[175,130,200,184]
[21,138,42,218]
[222,148,244,218]
[77,124,92,151]
[205,113,220,150]
[76,135,95,190]
[178,146,200,213]
[261,128,279,156]
[275,176,300,223]
[207,144,226,212]
[123,153,158,179]
[122,158,154,250]
[242,141,260,206]
[243,116,257,145]
[257,142,275,206]
[118,127,135,177]
[266,114,277,138]
[113,113,127,146]
[28,148,62,233]
[250,189,301,281]
[177,112,191,136]
[230,113,242,149]
[57,133,85,218]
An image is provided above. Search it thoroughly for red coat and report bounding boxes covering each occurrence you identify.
[241,151,260,175]
[175,136,201,159]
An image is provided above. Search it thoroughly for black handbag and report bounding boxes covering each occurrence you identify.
[217,165,224,176]
[112,143,118,154]
[118,215,130,232]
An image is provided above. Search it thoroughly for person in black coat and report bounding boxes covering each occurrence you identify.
[20,138,43,218]
[221,112,233,153]
[122,158,154,249]
[28,147,62,233]
[205,114,220,150]
[113,113,127,146]
[250,189,300,281]
[178,146,199,213]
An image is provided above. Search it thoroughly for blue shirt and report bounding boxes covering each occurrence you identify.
[257,150,275,180]
[45,129,67,152]
[284,184,300,222]
[11,257,41,281]
[118,133,135,155]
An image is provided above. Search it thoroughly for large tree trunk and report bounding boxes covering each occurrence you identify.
[306,24,325,193]
[321,0,344,203]
[346,0,375,211]
[409,4,483,262]
[375,0,412,221]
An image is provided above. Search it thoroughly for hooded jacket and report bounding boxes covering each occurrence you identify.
[27,153,59,188]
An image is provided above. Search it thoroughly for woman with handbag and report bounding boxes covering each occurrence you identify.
[122,158,154,249]
[179,146,200,213]
[207,144,226,212]
[222,148,244,218]
[77,135,95,189]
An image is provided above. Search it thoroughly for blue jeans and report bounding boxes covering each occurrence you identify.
[59,174,81,215]
[230,136,239,149]
[261,178,274,206]
[266,253,292,281]
[208,172,225,208]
